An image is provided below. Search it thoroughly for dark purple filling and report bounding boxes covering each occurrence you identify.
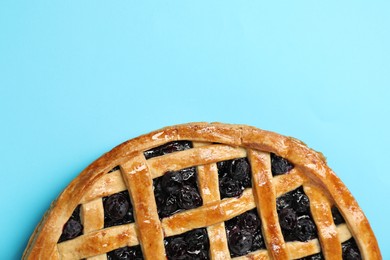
[342,238,361,260]
[271,153,294,176]
[297,253,324,260]
[58,205,83,242]
[276,187,317,242]
[276,187,311,215]
[154,167,202,219]
[225,209,265,257]
[164,228,209,259]
[332,206,346,225]
[108,165,120,173]
[144,141,193,159]
[103,191,134,228]
[217,158,252,199]
[295,238,362,260]
[107,245,143,260]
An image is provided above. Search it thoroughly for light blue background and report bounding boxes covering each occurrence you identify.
[1,1,389,259]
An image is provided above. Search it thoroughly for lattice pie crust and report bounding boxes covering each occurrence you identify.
[23,123,381,259]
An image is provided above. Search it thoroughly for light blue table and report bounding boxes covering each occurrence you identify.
[1,1,389,259]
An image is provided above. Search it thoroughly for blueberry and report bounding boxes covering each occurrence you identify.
[271,153,294,175]
[180,167,196,182]
[103,191,134,227]
[161,141,192,155]
[331,206,345,225]
[276,192,294,212]
[107,246,143,260]
[251,228,265,251]
[189,249,209,260]
[161,167,197,194]
[153,177,163,193]
[165,228,209,260]
[162,171,183,193]
[144,141,192,159]
[295,215,317,242]
[297,253,324,260]
[230,158,251,182]
[279,208,297,231]
[178,185,202,210]
[342,239,361,260]
[104,193,130,221]
[217,161,231,178]
[59,219,83,242]
[143,146,163,159]
[227,226,253,257]
[225,210,265,255]
[218,158,252,199]
[292,189,310,214]
[237,211,261,233]
[277,187,310,215]
[154,193,165,214]
[185,229,209,254]
[225,215,238,231]
[165,237,188,259]
[108,165,120,173]
[160,194,178,218]
[58,205,83,242]
[219,178,243,198]
[154,167,201,219]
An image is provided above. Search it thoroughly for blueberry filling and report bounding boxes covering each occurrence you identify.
[342,238,361,260]
[294,215,317,242]
[217,158,252,199]
[107,245,143,260]
[297,253,324,260]
[225,209,265,257]
[154,167,202,218]
[331,206,345,225]
[284,238,361,260]
[276,187,311,215]
[108,165,120,173]
[271,153,294,176]
[278,208,297,231]
[164,228,209,259]
[103,191,134,228]
[144,141,193,159]
[177,185,203,210]
[58,205,83,242]
[276,187,317,242]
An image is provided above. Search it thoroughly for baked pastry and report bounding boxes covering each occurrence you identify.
[23,122,381,259]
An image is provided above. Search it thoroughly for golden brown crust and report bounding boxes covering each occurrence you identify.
[23,122,381,259]
[121,154,165,260]
[249,150,289,260]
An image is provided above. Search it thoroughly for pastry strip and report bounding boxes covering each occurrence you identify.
[197,162,230,259]
[274,168,305,197]
[248,150,289,260]
[147,144,247,178]
[162,188,256,236]
[304,184,342,260]
[87,255,107,260]
[57,224,138,259]
[24,123,381,259]
[121,154,165,260]
[81,198,104,234]
[81,170,126,203]
[80,157,305,205]
[233,224,351,259]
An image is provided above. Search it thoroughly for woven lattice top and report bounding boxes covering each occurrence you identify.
[23,123,381,260]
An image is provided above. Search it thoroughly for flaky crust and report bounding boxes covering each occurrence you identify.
[23,122,381,259]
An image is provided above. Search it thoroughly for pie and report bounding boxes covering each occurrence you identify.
[23,122,381,259]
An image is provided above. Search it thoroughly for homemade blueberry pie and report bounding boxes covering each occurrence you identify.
[23,123,381,259]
